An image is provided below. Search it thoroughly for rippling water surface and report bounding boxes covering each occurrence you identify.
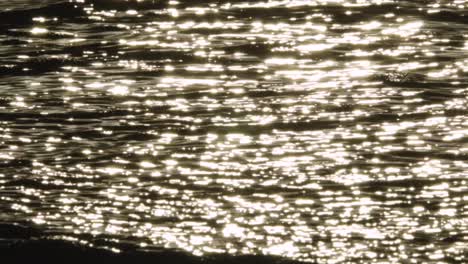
[1,0,468,262]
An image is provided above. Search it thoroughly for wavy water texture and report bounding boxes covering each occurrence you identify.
[0,0,467,263]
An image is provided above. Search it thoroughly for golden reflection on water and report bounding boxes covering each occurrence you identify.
[0,0,467,263]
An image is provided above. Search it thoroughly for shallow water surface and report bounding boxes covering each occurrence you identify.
[0,0,467,263]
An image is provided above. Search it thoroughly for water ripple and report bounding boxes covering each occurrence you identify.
[0,0,467,263]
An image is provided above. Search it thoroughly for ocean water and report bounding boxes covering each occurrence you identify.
[0,0,467,263]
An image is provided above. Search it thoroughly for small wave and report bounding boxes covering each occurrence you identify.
[88,0,167,10]
[0,56,85,76]
[0,1,84,26]
[0,1,66,12]
[1,223,309,264]
[373,71,425,84]
[428,10,468,25]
